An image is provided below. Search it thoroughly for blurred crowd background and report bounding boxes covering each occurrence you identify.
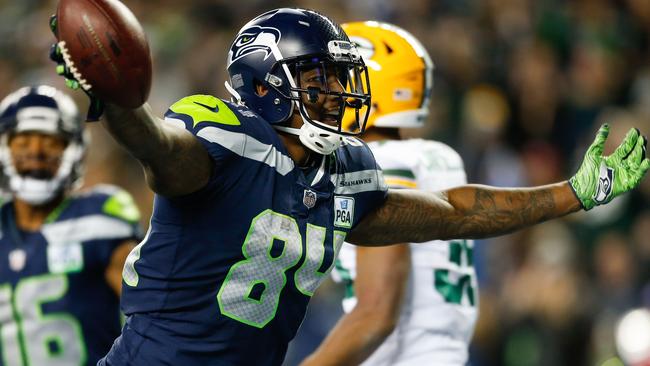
[2,0,650,365]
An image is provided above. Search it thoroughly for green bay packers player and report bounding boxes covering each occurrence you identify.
[301,22,476,366]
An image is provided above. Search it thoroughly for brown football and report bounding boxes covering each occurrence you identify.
[55,0,152,108]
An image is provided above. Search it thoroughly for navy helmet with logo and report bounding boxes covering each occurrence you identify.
[226,8,372,155]
[0,85,86,204]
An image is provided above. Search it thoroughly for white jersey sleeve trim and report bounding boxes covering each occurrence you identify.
[196,126,295,176]
[331,169,388,194]
[42,215,135,245]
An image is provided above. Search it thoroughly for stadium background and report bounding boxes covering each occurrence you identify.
[1,0,649,365]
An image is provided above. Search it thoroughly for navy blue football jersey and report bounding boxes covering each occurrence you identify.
[0,186,141,366]
[106,95,388,366]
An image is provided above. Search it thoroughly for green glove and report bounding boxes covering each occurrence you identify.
[48,15,104,122]
[569,124,650,210]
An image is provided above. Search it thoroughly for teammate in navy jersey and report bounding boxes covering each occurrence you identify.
[48,7,648,366]
[0,85,141,366]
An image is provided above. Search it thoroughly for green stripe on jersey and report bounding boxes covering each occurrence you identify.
[334,259,355,299]
[45,198,72,223]
[103,190,140,223]
[334,259,351,280]
[382,169,415,179]
[170,95,241,127]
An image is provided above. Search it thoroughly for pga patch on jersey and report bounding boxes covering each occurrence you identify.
[47,242,84,274]
[334,196,355,228]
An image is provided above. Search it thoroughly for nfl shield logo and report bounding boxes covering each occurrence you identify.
[303,189,317,208]
[9,249,26,272]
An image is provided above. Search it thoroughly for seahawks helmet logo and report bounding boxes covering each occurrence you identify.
[594,162,614,204]
[229,26,281,66]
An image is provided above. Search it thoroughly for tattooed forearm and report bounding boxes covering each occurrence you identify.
[103,103,212,197]
[348,189,449,245]
[348,182,581,246]
[450,187,558,240]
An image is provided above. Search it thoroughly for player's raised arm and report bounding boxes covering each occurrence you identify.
[49,1,212,197]
[100,103,212,197]
[349,125,650,245]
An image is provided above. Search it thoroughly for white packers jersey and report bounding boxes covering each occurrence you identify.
[332,139,478,366]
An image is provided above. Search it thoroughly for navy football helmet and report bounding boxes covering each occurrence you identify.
[226,8,371,154]
[0,85,86,204]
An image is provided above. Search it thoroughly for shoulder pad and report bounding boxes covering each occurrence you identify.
[169,95,241,127]
[341,137,364,147]
[101,188,141,223]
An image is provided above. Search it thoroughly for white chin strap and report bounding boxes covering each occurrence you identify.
[9,176,63,205]
[274,122,343,155]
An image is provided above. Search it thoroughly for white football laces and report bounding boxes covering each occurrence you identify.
[57,41,93,92]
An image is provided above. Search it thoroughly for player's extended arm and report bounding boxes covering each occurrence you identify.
[349,125,649,245]
[48,16,212,197]
[101,103,212,197]
[300,245,410,366]
[348,182,577,245]
[105,240,138,296]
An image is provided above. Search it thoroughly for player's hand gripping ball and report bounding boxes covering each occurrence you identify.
[52,0,152,109]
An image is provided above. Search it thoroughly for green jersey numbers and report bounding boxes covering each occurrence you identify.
[295,227,346,296]
[217,210,346,328]
[217,210,302,328]
[434,240,476,306]
[0,274,86,366]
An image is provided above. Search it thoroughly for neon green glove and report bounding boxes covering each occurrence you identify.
[48,14,104,121]
[569,124,650,210]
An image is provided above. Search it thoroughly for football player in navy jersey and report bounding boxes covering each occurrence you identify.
[49,7,649,366]
[0,85,141,366]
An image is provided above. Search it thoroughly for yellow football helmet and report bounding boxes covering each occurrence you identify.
[341,21,433,130]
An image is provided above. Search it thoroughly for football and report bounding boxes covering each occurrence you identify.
[55,0,152,108]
